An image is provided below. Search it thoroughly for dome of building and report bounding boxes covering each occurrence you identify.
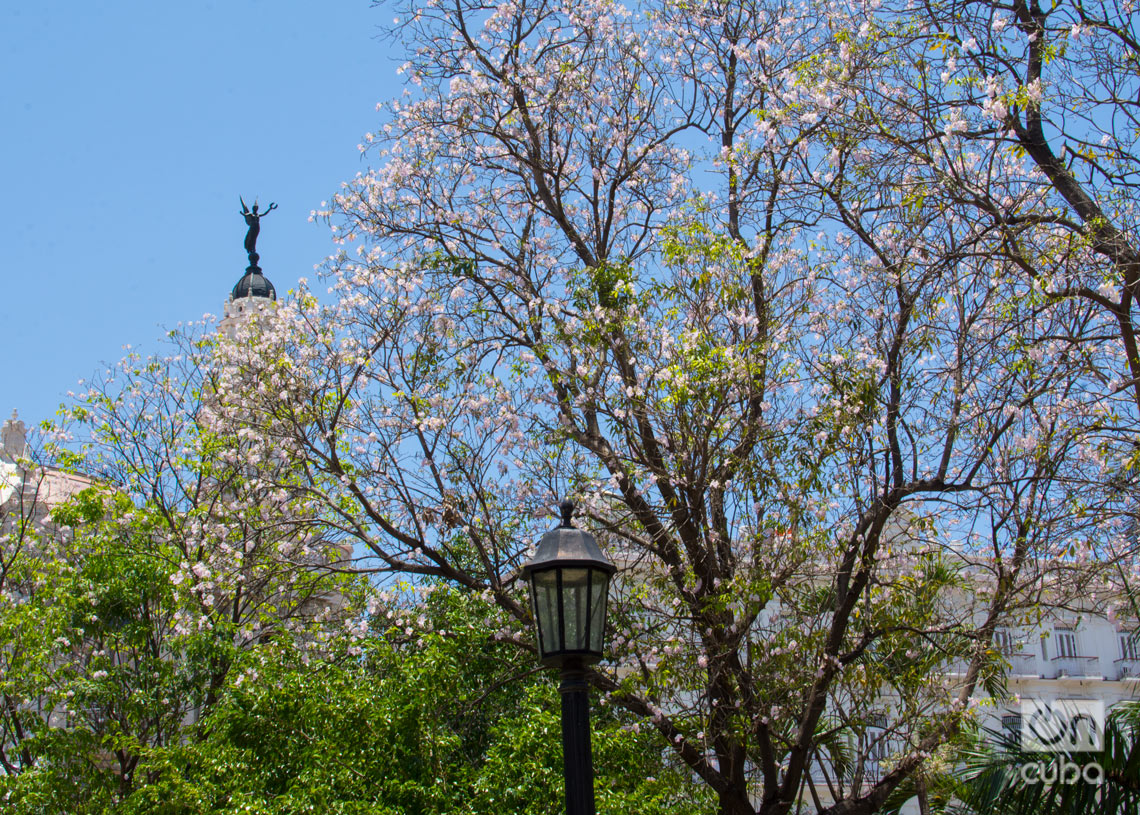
[231,266,276,301]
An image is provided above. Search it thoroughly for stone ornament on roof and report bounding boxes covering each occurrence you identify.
[1,410,27,505]
[2,410,27,461]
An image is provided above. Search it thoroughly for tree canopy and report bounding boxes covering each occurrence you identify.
[189,0,1140,812]
[8,0,1140,813]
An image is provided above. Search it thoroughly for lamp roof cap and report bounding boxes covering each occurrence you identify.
[522,499,616,575]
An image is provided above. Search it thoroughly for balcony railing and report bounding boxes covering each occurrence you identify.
[1049,654,1101,679]
[1005,652,1038,676]
[944,651,1038,678]
[948,651,1112,680]
[1114,657,1140,681]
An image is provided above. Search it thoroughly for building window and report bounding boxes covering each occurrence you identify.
[994,628,1015,656]
[1055,627,1078,659]
[864,712,890,779]
[1121,632,1139,661]
[1001,712,1022,746]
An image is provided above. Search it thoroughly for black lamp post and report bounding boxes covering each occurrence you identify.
[522,499,616,815]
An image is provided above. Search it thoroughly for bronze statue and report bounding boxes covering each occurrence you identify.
[239,197,277,259]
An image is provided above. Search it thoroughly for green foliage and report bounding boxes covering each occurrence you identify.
[948,704,1140,815]
[0,489,217,814]
[5,583,706,814]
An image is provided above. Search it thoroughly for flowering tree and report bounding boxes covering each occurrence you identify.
[787,0,1140,620]
[0,336,365,809]
[204,0,1139,813]
[66,337,362,656]
[835,0,1140,409]
[0,490,213,810]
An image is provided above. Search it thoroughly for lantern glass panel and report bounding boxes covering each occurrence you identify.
[589,569,609,653]
[561,567,590,651]
[532,569,562,654]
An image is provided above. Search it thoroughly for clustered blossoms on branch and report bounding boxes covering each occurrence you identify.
[60,0,1140,813]
[0,320,380,800]
[61,331,360,648]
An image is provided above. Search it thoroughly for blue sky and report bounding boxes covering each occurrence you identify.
[1,1,399,426]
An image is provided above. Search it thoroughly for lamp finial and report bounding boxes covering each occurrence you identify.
[559,497,575,528]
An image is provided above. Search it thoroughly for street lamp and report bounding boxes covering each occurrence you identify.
[522,498,616,815]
